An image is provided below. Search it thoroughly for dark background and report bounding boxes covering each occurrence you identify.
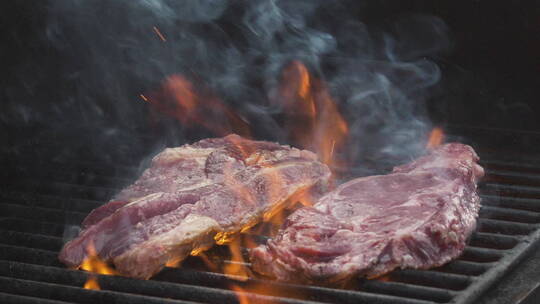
[1,0,540,162]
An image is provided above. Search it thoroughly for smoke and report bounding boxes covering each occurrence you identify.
[41,0,449,174]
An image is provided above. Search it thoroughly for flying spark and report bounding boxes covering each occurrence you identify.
[153,26,167,42]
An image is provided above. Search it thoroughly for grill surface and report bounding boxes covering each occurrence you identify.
[2,129,540,304]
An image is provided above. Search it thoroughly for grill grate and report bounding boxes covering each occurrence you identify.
[2,139,540,303]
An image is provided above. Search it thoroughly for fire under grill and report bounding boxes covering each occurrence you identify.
[2,128,540,304]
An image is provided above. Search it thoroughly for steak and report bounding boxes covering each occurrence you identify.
[59,134,331,279]
[251,143,484,283]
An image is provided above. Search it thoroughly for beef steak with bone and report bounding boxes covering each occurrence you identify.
[59,134,332,279]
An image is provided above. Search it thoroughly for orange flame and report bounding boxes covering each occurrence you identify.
[231,285,251,304]
[83,276,100,290]
[228,257,308,304]
[225,235,285,304]
[139,62,349,302]
[147,74,251,138]
[146,61,347,163]
[165,255,185,268]
[377,274,392,282]
[223,238,250,281]
[80,242,117,290]
[426,127,444,149]
[279,61,348,168]
[221,195,316,303]
[189,203,306,304]
[197,252,220,272]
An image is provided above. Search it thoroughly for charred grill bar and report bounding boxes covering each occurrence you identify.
[2,127,540,304]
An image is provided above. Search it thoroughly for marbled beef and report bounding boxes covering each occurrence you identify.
[251,143,484,283]
[59,134,331,279]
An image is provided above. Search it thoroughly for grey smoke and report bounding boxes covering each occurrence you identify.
[42,0,449,174]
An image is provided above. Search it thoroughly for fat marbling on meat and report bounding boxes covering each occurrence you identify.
[59,134,332,279]
[251,143,484,283]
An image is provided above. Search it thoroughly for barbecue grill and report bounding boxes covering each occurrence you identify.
[2,126,540,304]
[2,0,539,303]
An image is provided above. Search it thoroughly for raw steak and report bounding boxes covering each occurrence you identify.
[59,134,331,279]
[251,143,484,283]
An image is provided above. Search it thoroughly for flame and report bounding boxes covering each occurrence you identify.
[146,60,347,163]
[426,127,444,149]
[279,61,348,168]
[231,285,251,304]
[377,274,392,282]
[290,185,316,208]
[215,135,307,245]
[80,242,117,290]
[191,201,306,303]
[137,62,350,301]
[217,186,319,303]
[225,235,285,304]
[83,276,100,290]
[214,161,257,245]
[165,255,184,268]
[147,74,251,138]
[223,238,250,281]
[228,262,307,304]
[197,252,220,272]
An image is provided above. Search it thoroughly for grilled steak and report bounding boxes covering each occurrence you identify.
[59,134,332,279]
[251,143,484,283]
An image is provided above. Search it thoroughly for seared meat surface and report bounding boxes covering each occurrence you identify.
[251,143,484,283]
[59,134,331,279]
